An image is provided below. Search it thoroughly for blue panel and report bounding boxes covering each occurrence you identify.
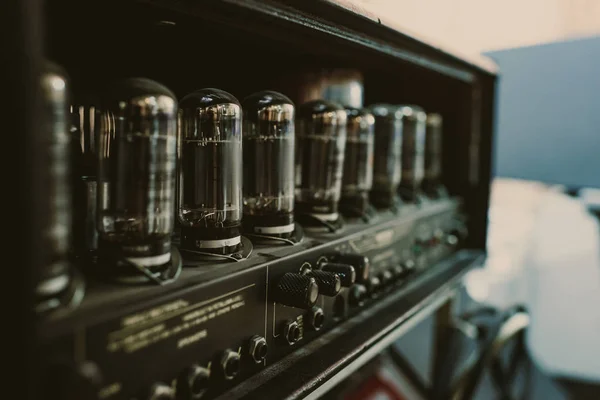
[486,36,600,188]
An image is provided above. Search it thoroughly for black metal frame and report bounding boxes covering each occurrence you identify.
[6,0,44,398]
[16,1,497,398]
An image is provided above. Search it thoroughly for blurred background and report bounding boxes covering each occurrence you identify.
[331,1,600,399]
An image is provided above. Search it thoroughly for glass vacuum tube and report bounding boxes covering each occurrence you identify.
[340,107,374,217]
[295,100,347,226]
[97,78,177,270]
[38,61,71,300]
[398,105,427,201]
[424,113,444,196]
[242,91,295,238]
[369,104,403,209]
[70,100,100,256]
[178,89,243,255]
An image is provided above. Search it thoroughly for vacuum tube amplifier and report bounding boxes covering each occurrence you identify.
[398,105,427,202]
[369,104,403,209]
[295,100,347,231]
[97,78,179,281]
[37,62,80,312]
[423,113,446,198]
[242,91,296,240]
[178,89,244,256]
[339,107,374,218]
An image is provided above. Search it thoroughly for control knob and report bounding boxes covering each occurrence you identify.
[378,269,393,286]
[328,254,370,283]
[305,270,341,296]
[274,273,319,309]
[348,284,367,307]
[320,263,356,287]
[392,264,405,279]
[446,234,459,246]
[366,276,381,293]
[403,259,416,272]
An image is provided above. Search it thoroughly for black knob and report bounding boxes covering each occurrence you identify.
[378,270,393,286]
[146,383,175,400]
[328,254,370,283]
[274,273,319,309]
[349,284,367,307]
[177,365,210,400]
[320,262,356,287]
[306,270,341,296]
[366,276,381,293]
[446,234,459,246]
[392,264,405,279]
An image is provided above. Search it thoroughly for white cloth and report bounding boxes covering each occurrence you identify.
[465,179,600,382]
[524,189,600,381]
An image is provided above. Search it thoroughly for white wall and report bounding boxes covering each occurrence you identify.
[357,0,600,53]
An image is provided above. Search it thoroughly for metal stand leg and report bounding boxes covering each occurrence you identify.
[430,294,462,400]
[386,292,459,400]
[432,296,455,380]
[386,346,431,399]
